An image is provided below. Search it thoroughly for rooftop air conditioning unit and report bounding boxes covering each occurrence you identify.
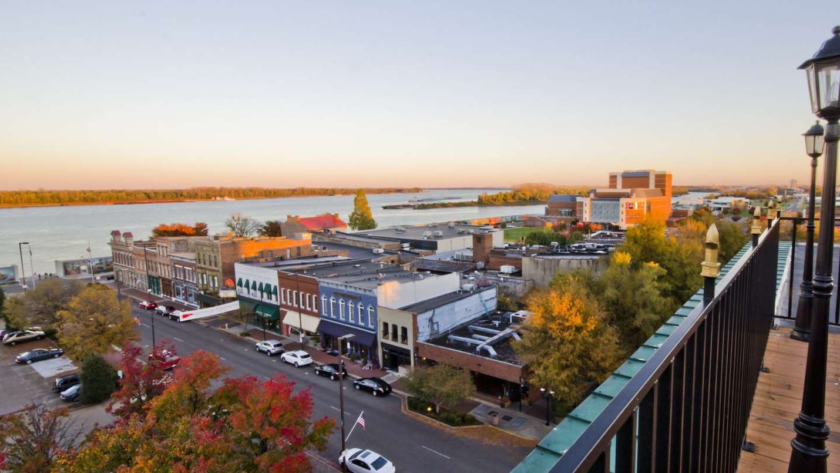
[423,231,433,238]
[448,222,455,227]
[433,231,443,237]
[372,248,385,254]
[461,283,476,291]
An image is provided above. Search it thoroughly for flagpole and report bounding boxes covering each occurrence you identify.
[345,411,364,442]
[28,245,36,289]
[88,240,95,285]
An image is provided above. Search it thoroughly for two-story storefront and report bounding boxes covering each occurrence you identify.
[234,262,281,330]
[171,252,198,306]
[277,271,322,340]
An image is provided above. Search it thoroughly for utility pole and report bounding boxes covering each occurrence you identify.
[87,240,96,285]
[27,244,35,289]
[338,334,355,472]
[18,242,28,292]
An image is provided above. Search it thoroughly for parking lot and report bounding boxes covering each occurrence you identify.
[0,337,77,415]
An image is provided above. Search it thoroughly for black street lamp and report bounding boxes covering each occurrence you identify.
[789,25,840,473]
[337,333,355,472]
[792,121,826,342]
[18,242,29,292]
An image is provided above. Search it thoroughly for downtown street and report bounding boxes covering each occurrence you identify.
[127,301,531,473]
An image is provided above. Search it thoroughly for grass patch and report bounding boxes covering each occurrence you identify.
[407,397,480,427]
[504,227,541,242]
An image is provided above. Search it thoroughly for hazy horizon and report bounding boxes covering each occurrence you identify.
[1,1,835,190]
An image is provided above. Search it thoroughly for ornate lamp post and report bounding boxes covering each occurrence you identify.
[750,206,763,248]
[792,121,826,342]
[789,25,840,473]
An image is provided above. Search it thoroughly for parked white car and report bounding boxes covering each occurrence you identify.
[2,329,45,345]
[255,340,285,356]
[339,449,396,473]
[280,350,312,367]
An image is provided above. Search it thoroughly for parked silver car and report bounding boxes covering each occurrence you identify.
[255,340,285,356]
[2,328,45,345]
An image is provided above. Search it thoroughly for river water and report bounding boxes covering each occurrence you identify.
[0,189,544,274]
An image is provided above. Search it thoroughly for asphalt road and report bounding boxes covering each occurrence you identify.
[129,304,530,473]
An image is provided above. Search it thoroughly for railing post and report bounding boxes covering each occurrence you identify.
[789,119,838,472]
[701,224,721,304]
[750,206,763,248]
[793,153,819,341]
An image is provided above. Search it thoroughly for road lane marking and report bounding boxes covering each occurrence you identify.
[422,446,451,459]
[141,324,150,328]
[174,337,184,342]
[220,357,227,361]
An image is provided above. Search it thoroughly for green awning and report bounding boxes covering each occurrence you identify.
[272,286,278,296]
[258,282,264,294]
[255,305,280,321]
[237,278,243,288]
[251,281,257,291]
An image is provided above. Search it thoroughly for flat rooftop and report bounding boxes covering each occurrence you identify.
[359,223,497,242]
[241,256,351,270]
[401,286,494,313]
[426,311,523,365]
[313,241,398,260]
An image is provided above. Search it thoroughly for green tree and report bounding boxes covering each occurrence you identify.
[3,279,84,330]
[348,190,377,230]
[402,364,475,414]
[717,220,749,263]
[0,404,81,473]
[596,252,676,353]
[57,285,138,360]
[0,285,6,327]
[568,231,585,244]
[514,278,621,413]
[259,220,284,237]
[80,355,118,404]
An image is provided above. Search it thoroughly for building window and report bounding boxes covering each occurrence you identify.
[312,296,318,313]
[339,299,345,320]
[358,304,365,325]
[322,296,328,315]
[391,324,398,341]
[305,294,311,310]
[293,291,298,307]
[368,306,374,328]
[382,321,389,339]
[330,297,336,318]
[401,326,408,345]
[349,301,355,322]
[280,289,286,304]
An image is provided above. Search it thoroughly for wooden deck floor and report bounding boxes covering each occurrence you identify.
[737,327,840,473]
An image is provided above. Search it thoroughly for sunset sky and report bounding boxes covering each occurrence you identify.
[0,1,836,190]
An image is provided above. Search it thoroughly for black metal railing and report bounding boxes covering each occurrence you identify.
[550,219,780,473]
[778,215,840,326]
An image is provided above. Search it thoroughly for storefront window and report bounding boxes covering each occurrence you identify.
[382,322,389,339]
[391,324,398,341]
[349,301,355,322]
[401,326,408,345]
[339,299,345,320]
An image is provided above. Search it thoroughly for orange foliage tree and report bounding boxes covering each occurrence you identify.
[151,222,208,237]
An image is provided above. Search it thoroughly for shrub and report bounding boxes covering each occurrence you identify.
[79,355,117,404]
[240,331,251,338]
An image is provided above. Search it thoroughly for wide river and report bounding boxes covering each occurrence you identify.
[0,189,544,274]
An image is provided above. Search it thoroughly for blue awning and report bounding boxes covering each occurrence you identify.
[318,319,377,347]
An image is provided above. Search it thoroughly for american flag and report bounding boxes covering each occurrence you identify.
[356,412,365,431]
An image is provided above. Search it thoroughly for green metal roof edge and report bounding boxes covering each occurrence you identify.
[513,242,755,473]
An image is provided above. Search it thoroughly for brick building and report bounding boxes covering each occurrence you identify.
[195,235,313,307]
[281,214,347,236]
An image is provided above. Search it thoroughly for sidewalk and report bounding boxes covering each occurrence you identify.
[469,399,554,441]
[115,285,198,311]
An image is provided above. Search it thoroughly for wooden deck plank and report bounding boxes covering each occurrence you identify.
[737,327,840,473]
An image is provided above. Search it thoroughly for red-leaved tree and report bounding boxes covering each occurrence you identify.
[108,340,178,418]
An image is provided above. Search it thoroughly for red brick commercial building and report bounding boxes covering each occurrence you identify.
[281,214,348,236]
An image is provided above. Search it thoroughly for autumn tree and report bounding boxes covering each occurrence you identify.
[225,213,261,237]
[259,220,284,237]
[402,364,475,414]
[3,278,84,330]
[596,252,675,353]
[62,350,334,472]
[80,354,118,404]
[0,404,81,472]
[349,190,377,230]
[0,285,6,326]
[57,285,138,360]
[524,230,566,246]
[108,341,177,418]
[151,222,208,237]
[514,277,621,412]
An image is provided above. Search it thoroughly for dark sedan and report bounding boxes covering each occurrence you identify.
[353,377,392,397]
[16,348,64,364]
[314,363,348,380]
[53,374,81,393]
[60,383,82,402]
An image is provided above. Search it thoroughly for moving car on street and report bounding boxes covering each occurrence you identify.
[53,374,81,393]
[314,363,347,380]
[139,300,158,310]
[2,328,45,345]
[339,449,396,473]
[60,383,82,402]
[16,347,64,364]
[149,350,181,370]
[155,305,176,316]
[167,310,184,321]
[279,350,312,367]
[255,340,285,356]
[353,377,392,397]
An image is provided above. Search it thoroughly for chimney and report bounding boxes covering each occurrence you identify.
[110,230,121,243]
[472,233,493,264]
[123,232,134,247]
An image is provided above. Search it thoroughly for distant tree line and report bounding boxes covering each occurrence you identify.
[0,187,423,207]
